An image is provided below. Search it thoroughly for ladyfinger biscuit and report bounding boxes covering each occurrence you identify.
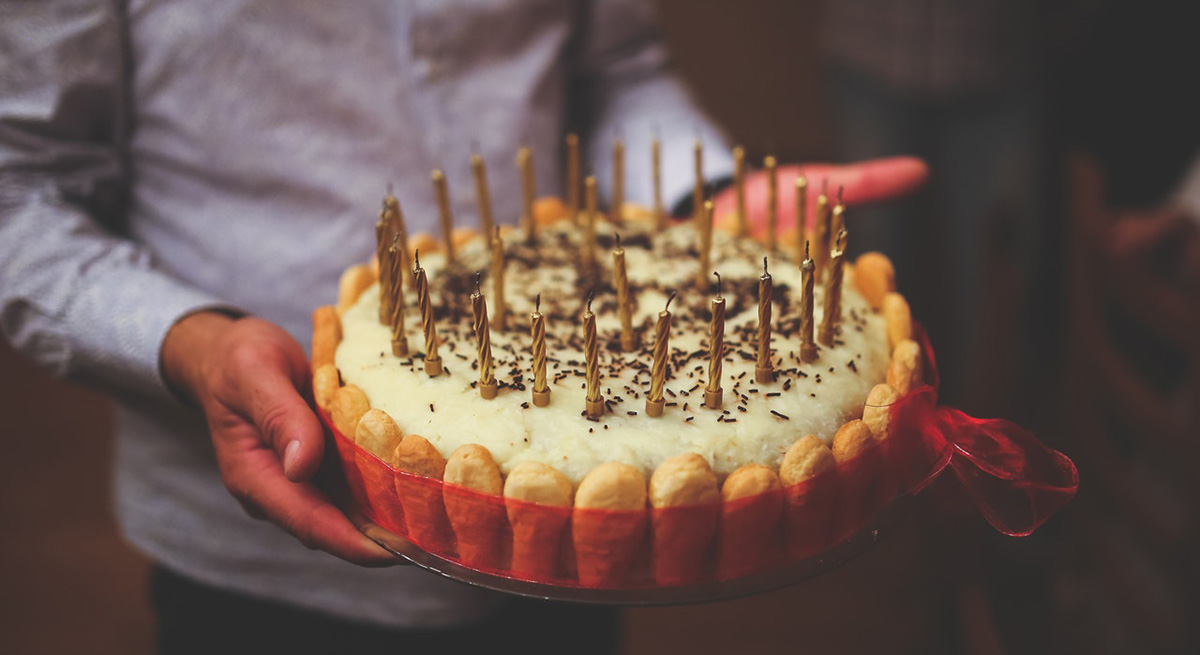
[649,453,721,508]
[886,339,923,395]
[354,408,402,460]
[779,435,837,560]
[621,203,658,223]
[408,232,438,259]
[862,383,900,440]
[329,384,369,438]
[310,306,341,372]
[391,434,447,479]
[504,461,573,580]
[534,196,569,225]
[312,363,340,413]
[831,419,877,463]
[573,462,648,587]
[451,227,478,250]
[336,264,376,315]
[853,252,896,309]
[443,444,505,570]
[883,292,912,351]
[719,464,784,580]
[779,435,836,487]
[390,434,450,551]
[649,453,720,585]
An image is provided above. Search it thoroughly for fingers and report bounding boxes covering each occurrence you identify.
[236,363,327,483]
[713,156,929,240]
[221,442,397,566]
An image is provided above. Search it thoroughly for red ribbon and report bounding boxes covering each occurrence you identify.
[893,327,1079,536]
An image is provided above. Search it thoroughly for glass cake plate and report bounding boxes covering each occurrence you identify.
[343,493,915,606]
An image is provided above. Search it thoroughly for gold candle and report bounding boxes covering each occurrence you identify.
[583,292,604,418]
[518,146,536,243]
[613,233,636,351]
[584,175,598,268]
[652,135,665,231]
[705,272,725,410]
[471,154,495,240]
[566,133,580,223]
[818,229,847,347]
[471,274,498,399]
[696,199,714,289]
[389,236,409,357]
[733,146,747,238]
[530,294,550,407]
[490,227,507,331]
[692,139,704,227]
[756,257,774,383]
[799,241,818,363]
[432,169,456,266]
[414,251,442,376]
[765,155,778,252]
[376,198,393,325]
[795,175,808,264]
[645,290,675,417]
[814,181,831,280]
[612,137,625,225]
[386,192,412,287]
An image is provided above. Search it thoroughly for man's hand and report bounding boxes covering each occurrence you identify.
[712,156,929,239]
[161,311,397,566]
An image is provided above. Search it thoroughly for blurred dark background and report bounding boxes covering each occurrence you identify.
[3,1,1197,653]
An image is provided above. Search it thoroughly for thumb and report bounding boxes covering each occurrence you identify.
[243,354,326,483]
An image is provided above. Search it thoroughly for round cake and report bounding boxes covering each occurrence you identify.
[312,193,924,587]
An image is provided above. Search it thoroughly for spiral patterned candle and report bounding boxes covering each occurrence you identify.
[705,273,725,410]
[697,200,714,289]
[756,257,774,383]
[471,276,497,399]
[490,228,507,331]
[471,154,495,240]
[584,176,598,268]
[518,146,536,243]
[566,133,580,223]
[795,175,808,264]
[583,292,604,418]
[814,181,831,281]
[388,237,408,357]
[612,137,625,225]
[652,136,665,231]
[530,294,550,407]
[376,200,392,325]
[432,169,456,266]
[645,291,675,417]
[692,139,704,226]
[733,146,747,238]
[613,234,636,351]
[819,229,847,347]
[414,252,442,376]
[799,242,818,362]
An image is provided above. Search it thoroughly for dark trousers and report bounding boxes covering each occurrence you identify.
[151,566,621,655]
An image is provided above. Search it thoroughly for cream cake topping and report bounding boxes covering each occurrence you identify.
[336,219,889,484]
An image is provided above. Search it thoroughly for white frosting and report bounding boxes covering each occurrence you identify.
[336,220,889,484]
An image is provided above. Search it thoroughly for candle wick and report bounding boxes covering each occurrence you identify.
[763,256,769,276]
[837,185,844,204]
[665,289,677,312]
[413,249,421,272]
[713,271,722,298]
[586,289,595,312]
[474,271,482,295]
[615,232,621,249]
[805,240,810,260]
[535,293,541,313]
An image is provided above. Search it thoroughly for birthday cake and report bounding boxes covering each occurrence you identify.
[311,158,926,588]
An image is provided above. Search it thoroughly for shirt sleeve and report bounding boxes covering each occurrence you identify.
[571,0,734,211]
[0,1,232,402]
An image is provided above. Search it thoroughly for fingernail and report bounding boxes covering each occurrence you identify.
[283,440,301,478]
